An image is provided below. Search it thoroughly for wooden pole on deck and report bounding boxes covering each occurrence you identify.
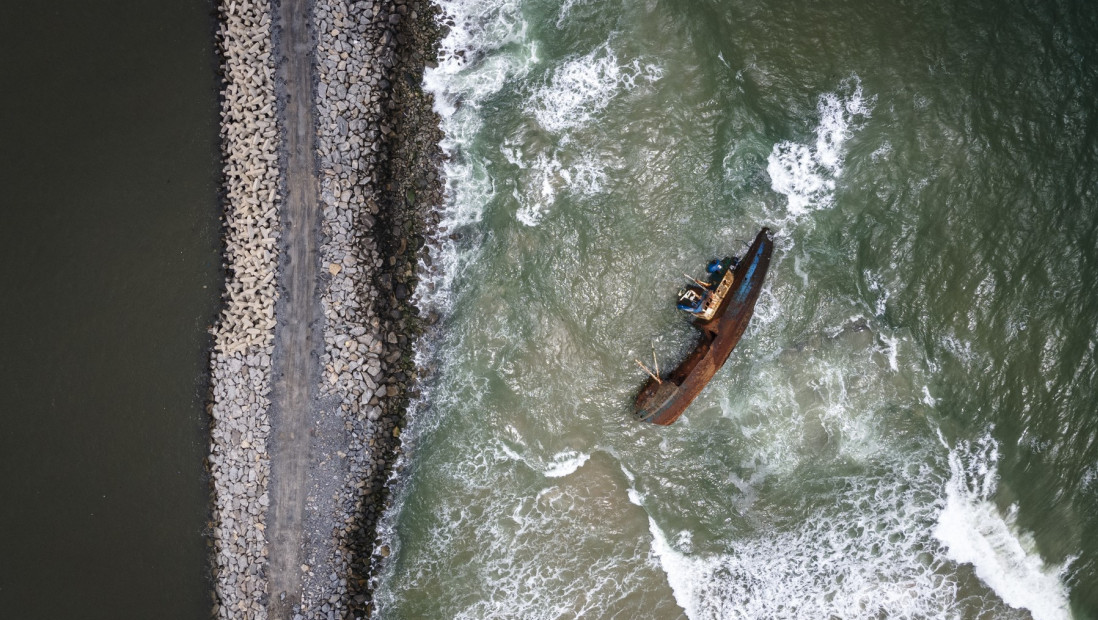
[634,359,662,384]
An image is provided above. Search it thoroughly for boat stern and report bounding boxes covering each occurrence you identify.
[634,380,681,423]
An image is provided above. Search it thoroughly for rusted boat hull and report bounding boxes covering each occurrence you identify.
[634,228,774,425]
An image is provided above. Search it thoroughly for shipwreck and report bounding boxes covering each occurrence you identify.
[634,227,774,425]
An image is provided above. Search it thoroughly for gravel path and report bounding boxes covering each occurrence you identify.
[267,0,323,616]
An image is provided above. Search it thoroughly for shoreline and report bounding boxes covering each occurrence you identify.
[207,0,443,617]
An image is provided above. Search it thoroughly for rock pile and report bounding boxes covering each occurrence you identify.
[207,0,280,617]
[206,0,442,615]
[308,0,444,616]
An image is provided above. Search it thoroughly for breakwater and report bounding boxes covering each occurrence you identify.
[208,0,442,616]
[311,0,442,614]
[207,0,280,616]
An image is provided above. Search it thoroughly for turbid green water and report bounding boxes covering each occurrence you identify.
[376,0,1098,617]
[0,2,221,617]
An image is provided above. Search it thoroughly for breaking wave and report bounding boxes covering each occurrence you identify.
[526,43,661,135]
[934,431,1075,620]
[766,76,871,219]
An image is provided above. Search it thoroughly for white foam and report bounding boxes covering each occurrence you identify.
[375,7,1086,617]
[871,141,893,161]
[495,443,591,478]
[1082,465,1098,495]
[424,0,538,143]
[375,430,663,619]
[555,0,592,27]
[643,454,994,620]
[373,0,543,604]
[922,385,937,406]
[412,0,542,316]
[507,42,658,225]
[526,43,661,134]
[766,76,871,219]
[646,518,722,619]
[766,141,835,216]
[792,253,810,288]
[423,0,540,227]
[496,441,524,463]
[426,0,535,107]
[881,333,900,371]
[543,450,591,478]
[865,269,890,318]
[515,152,559,227]
[512,149,608,226]
[933,432,1075,620]
[941,334,977,364]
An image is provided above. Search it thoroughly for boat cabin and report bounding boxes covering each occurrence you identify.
[677,284,711,313]
[677,256,739,322]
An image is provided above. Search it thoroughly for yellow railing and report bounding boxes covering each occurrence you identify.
[696,269,735,321]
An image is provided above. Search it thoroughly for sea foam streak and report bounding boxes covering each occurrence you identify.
[934,432,1075,620]
[526,43,660,134]
[379,434,667,618]
[425,0,538,229]
[372,0,540,606]
[542,450,591,478]
[767,76,871,219]
[414,0,540,314]
[642,457,980,620]
[506,148,608,226]
[555,0,593,27]
[510,42,660,225]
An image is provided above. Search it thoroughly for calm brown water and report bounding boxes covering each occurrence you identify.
[0,2,222,617]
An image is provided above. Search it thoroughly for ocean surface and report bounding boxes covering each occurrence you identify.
[375,0,1098,618]
[0,2,222,618]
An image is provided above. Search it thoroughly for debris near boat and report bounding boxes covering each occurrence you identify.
[634,227,774,425]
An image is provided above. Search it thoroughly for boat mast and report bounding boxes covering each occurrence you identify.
[684,273,709,288]
[634,358,661,384]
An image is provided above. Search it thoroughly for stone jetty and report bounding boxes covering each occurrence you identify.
[308,0,443,614]
[207,0,443,617]
[207,0,279,617]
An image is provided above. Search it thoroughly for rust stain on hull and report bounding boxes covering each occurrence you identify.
[634,228,774,425]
